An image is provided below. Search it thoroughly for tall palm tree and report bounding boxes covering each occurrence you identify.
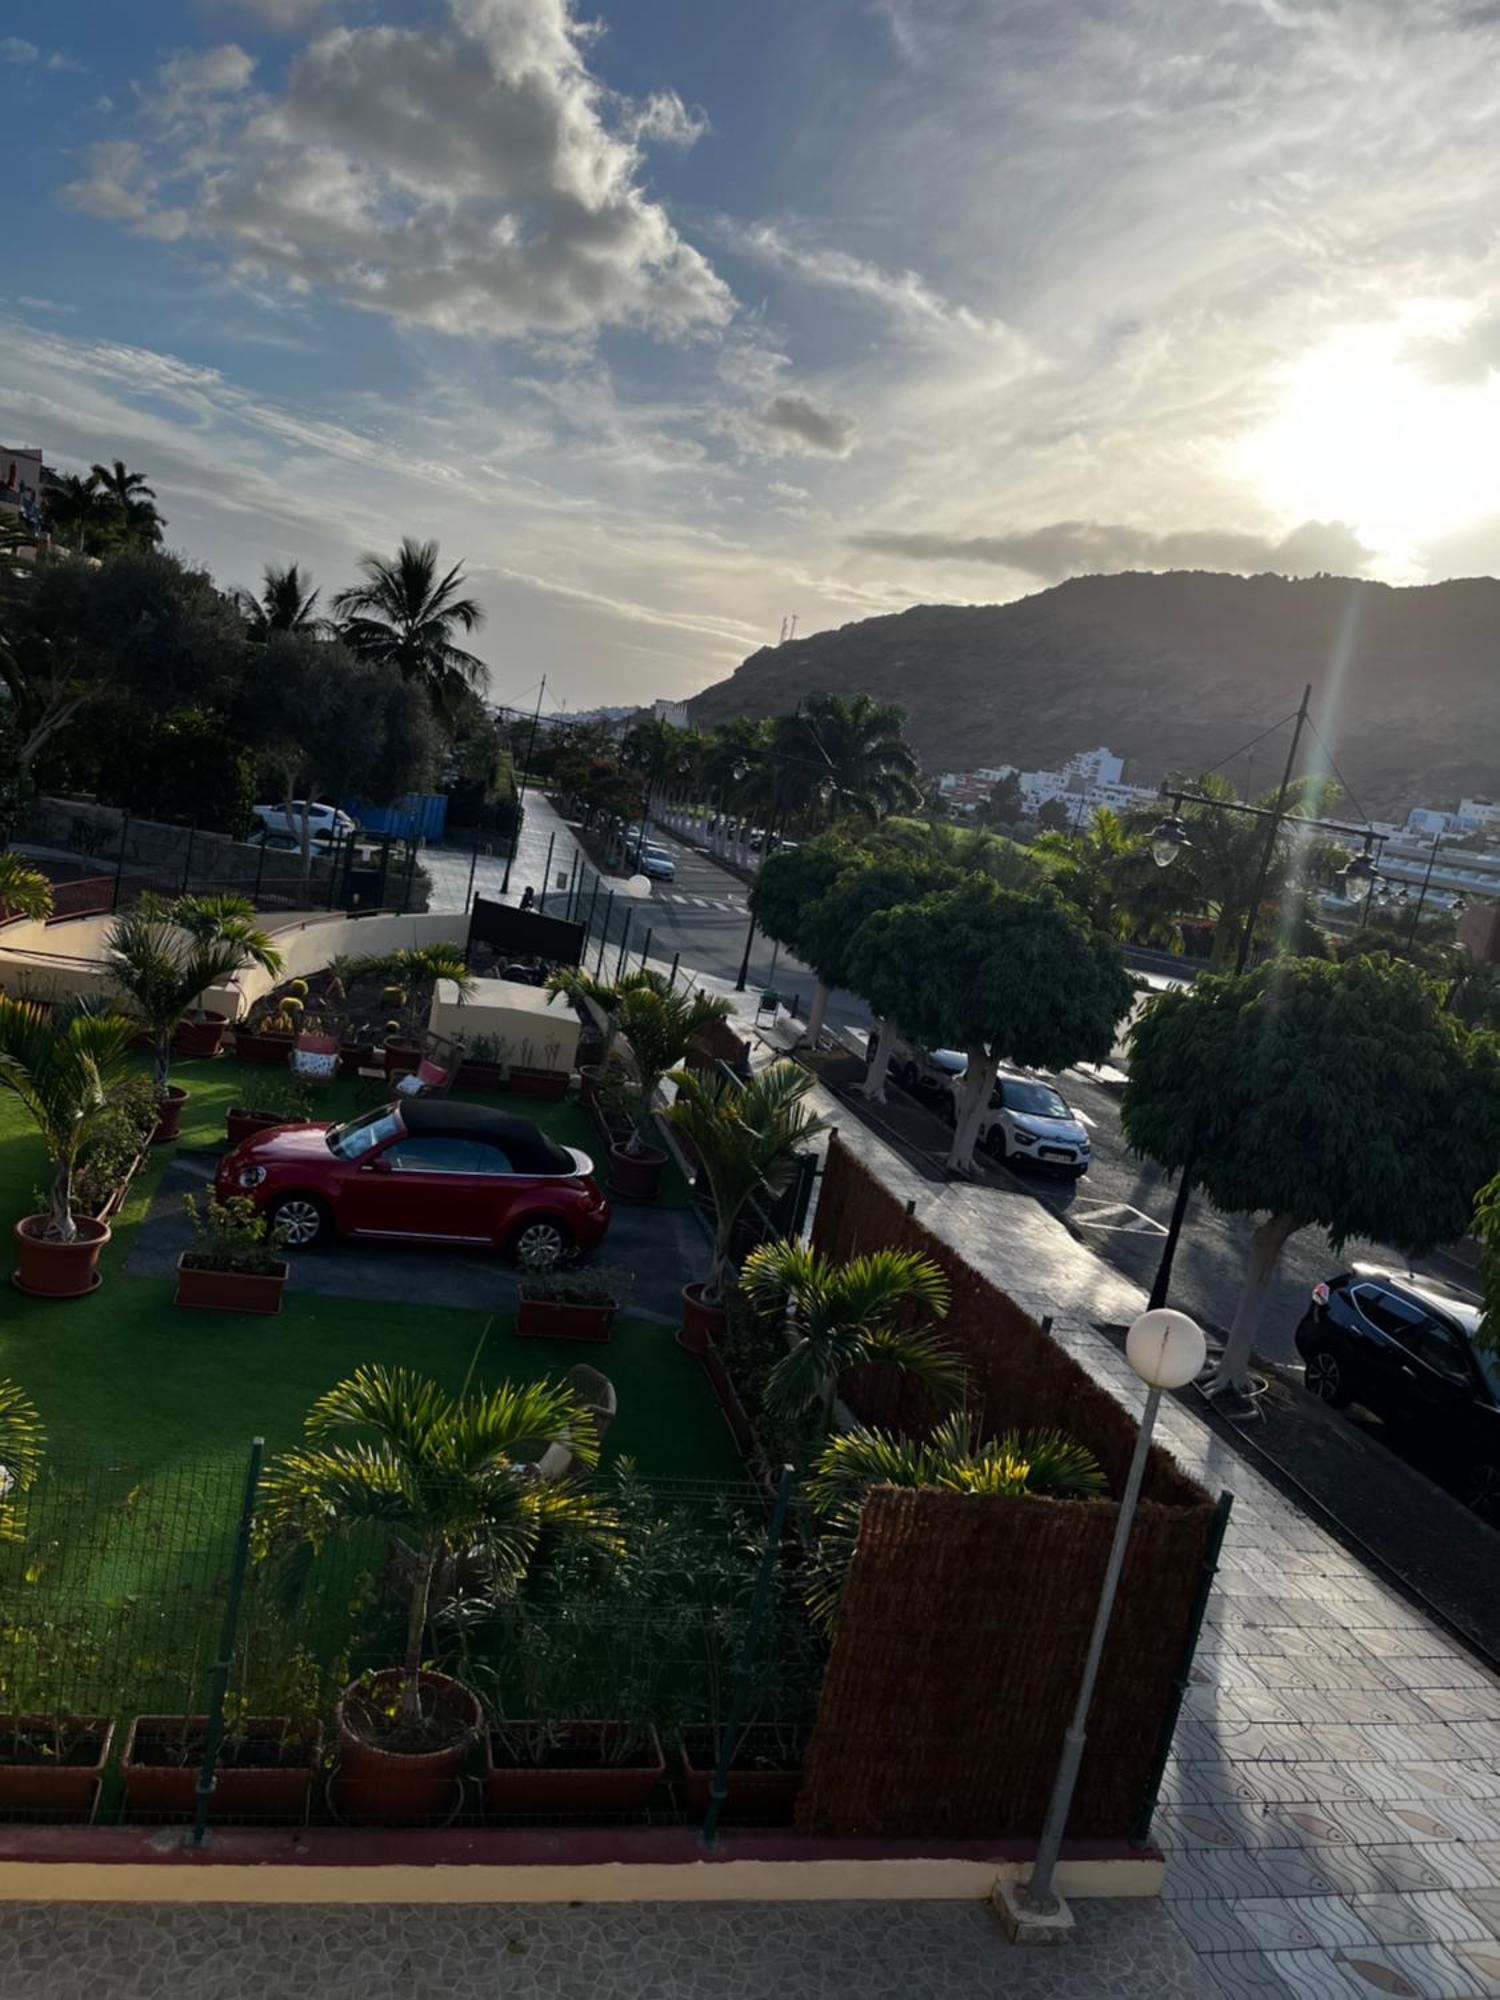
[545,965,668,1060]
[333,537,487,719]
[1033,807,1181,944]
[260,1366,621,1720]
[612,983,733,1158]
[739,1239,960,1428]
[784,693,922,826]
[87,459,164,547]
[804,1411,1106,1630]
[0,854,53,923]
[0,997,139,1240]
[106,894,282,1098]
[661,1062,826,1302]
[242,562,322,639]
[41,473,114,555]
[0,1379,43,1543]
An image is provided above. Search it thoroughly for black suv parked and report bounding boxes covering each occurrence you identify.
[1295,1266,1499,1523]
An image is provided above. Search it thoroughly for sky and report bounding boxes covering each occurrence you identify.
[7,0,1500,712]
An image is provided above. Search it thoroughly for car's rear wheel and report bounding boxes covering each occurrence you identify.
[897,1061,919,1091]
[1464,1461,1500,1527]
[268,1194,329,1249]
[510,1216,571,1268]
[1302,1343,1352,1408]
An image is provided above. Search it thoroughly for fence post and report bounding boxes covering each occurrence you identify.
[537,831,556,912]
[180,824,196,895]
[668,951,680,990]
[640,927,652,970]
[700,1464,795,1850]
[585,875,600,939]
[1132,1488,1233,1846]
[615,906,633,979]
[189,1437,265,1849]
[465,818,481,914]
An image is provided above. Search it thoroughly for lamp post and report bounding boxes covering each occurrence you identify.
[999,1308,1207,1943]
[501,677,547,898]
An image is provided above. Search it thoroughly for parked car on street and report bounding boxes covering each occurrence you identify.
[886,1034,968,1097]
[215,1099,610,1265]
[973,1072,1091,1176]
[640,846,676,880]
[1295,1266,1500,1522]
[247,827,337,857]
[252,801,358,840]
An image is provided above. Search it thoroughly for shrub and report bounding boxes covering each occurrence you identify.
[181,1192,285,1275]
[74,1075,159,1220]
[517,1263,631,1307]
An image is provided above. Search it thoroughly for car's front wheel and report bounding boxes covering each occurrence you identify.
[897,1061,919,1091]
[510,1215,571,1268]
[1302,1342,1352,1408]
[267,1193,330,1250]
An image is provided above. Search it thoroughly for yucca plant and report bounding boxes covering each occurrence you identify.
[613,984,733,1156]
[0,855,53,924]
[0,997,139,1239]
[0,1380,44,1542]
[661,1062,826,1302]
[384,945,473,1037]
[740,1240,961,1428]
[804,1411,1106,1630]
[106,894,282,1097]
[544,965,668,1059]
[259,1367,622,1721]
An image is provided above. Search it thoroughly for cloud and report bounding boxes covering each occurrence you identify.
[1403,312,1500,386]
[754,393,859,456]
[65,0,733,344]
[17,296,75,315]
[201,0,342,26]
[0,37,38,63]
[849,519,1372,581]
[624,90,708,149]
[713,217,1004,340]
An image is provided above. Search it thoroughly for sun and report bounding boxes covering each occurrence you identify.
[1234,314,1500,571]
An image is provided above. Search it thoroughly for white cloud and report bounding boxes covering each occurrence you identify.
[716,216,1006,340]
[201,0,342,27]
[624,90,709,149]
[0,37,38,63]
[67,0,733,344]
[753,393,859,457]
[850,519,1373,582]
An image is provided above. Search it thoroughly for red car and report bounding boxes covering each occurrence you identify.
[214,1099,610,1265]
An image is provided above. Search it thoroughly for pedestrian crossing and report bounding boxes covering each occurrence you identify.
[662,891,742,913]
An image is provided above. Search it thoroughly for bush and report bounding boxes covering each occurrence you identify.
[181,1192,285,1275]
[74,1076,158,1219]
[517,1263,631,1307]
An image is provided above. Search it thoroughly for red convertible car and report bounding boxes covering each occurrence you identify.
[214,1099,610,1264]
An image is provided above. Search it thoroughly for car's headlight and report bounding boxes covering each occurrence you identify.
[1012,1126,1039,1144]
[237,1165,267,1189]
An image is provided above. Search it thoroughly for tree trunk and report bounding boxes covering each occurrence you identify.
[402,1538,439,1720]
[803,980,830,1046]
[1207,1212,1300,1393]
[947,1047,997,1174]
[50,1160,77,1243]
[860,1020,893,1102]
[154,1027,172,1097]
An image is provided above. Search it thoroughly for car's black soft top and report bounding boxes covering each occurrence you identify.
[396,1099,577,1175]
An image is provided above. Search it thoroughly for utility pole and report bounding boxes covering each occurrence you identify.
[501,676,547,898]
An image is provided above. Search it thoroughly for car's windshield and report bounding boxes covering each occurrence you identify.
[326,1106,402,1160]
[1000,1081,1071,1120]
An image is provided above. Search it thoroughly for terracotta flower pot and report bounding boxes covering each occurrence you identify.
[150,1085,189,1145]
[174,1254,289,1316]
[333,1669,481,1822]
[233,1029,295,1066]
[483,1724,664,1816]
[226,1107,283,1147]
[577,1065,606,1112]
[0,1716,114,1813]
[676,1725,804,1822]
[172,1011,227,1060]
[609,1142,666,1200]
[515,1295,616,1342]
[678,1281,726,1356]
[12,1216,110,1300]
[121,1715,319,1819]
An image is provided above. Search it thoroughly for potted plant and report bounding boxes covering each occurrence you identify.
[175,1192,289,1315]
[516,1263,630,1343]
[259,1366,620,1820]
[234,1002,298,1065]
[509,1037,571,1102]
[676,1722,808,1822]
[662,1063,825,1354]
[544,967,663,1109]
[225,1073,312,1148]
[0,1712,115,1815]
[107,894,282,1140]
[72,1075,159,1226]
[0,998,139,1298]
[456,1033,509,1092]
[608,986,734,1199]
[172,1009,228,1060]
[291,1011,339,1081]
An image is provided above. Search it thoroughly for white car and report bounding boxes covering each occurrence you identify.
[973,1073,1091,1177]
[888,1036,968,1095]
[247,827,336,857]
[253,800,358,840]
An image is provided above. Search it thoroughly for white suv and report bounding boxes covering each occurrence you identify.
[887,1035,968,1096]
[974,1072,1091,1177]
[253,801,358,840]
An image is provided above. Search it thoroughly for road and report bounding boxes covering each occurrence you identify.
[631,821,1482,1364]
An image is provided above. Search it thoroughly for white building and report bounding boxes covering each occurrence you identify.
[652,699,692,729]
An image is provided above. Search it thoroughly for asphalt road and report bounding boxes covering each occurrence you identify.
[637,822,1482,1365]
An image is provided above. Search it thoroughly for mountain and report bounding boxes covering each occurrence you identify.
[687,572,1500,813]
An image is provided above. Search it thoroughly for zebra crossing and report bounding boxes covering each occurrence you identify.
[661,890,743,913]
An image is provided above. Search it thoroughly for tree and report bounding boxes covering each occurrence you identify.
[242,563,322,639]
[778,692,922,826]
[0,997,139,1240]
[661,1063,826,1302]
[847,880,1135,1170]
[1123,954,1500,1399]
[1033,806,1181,944]
[334,537,487,722]
[1477,1174,1500,1355]
[106,894,282,1098]
[41,474,115,556]
[609,983,733,1158]
[260,1366,620,1721]
[739,1240,960,1429]
[87,460,164,547]
[804,1412,1105,1630]
[750,836,860,1041]
[0,854,53,923]
[1036,798,1072,835]
[981,772,1024,829]
[0,1378,43,1541]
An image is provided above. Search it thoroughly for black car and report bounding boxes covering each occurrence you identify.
[1295,1266,1500,1522]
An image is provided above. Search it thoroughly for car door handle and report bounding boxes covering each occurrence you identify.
[1399,1364,1417,1379]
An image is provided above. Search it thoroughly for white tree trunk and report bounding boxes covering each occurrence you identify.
[803,979,830,1046]
[947,1047,997,1174]
[1207,1212,1300,1393]
[860,1020,893,1101]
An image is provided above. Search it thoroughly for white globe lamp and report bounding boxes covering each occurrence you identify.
[621,873,653,899]
[1125,1308,1206,1390]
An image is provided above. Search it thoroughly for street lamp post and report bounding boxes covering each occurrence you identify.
[999,1309,1208,1944]
[501,677,547,898]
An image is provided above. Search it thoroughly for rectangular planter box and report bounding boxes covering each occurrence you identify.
[509,1068,570,1102]
[515,1296,616,1342]
[456,1061,505,1092]
[484,1724,664,1817]
[174,1254,289,1316]
[0,1716,114,1814]
[233,1032,294,1066]
[677,1726,804,1822]
[121,1715,320,1820]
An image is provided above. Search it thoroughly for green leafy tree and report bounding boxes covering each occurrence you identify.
[848,880,1134,1170]
[739,1239,960,1429]
[0,1379,43,1542]
[1033,806,1180,944]
[804,1412,1105,1630]
[0,854,53,923]
[87,460,165,548]
[1036,798,1072,834]
[260,1367,620,1721]
[334,537,486,722]
[106,893,282,1097]
[0,997,139,1239]
[778,692,922,825]
[1124,954,1500,1397]
[1477,1175,1500,1355]
[612,983,733,1157]
[981,771,1025,828]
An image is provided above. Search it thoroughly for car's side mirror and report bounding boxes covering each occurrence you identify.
[364,1156,393,1173]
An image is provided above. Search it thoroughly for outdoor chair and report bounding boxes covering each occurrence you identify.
[394,1030,465,1098]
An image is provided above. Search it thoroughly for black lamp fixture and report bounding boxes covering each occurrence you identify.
[1339,844,1379,895]
[1149,806,1193,870]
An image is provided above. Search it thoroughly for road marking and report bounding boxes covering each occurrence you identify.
[1067,1199,1169,1237]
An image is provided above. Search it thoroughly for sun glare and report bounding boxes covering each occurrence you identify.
[1234,317,1500,571]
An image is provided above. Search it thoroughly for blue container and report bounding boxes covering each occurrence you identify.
[341,792,448,841]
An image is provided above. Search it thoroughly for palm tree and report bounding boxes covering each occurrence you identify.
[106,894,282,1098]
[612,983,733,1157]
[260,1366,621,1720]
[783,693,922,825]
[0,997,139,1240]
[739,1239,960,1428]
[0,854,53,923]
[333,537,487,719]
[804,1411,1106,1630]
[661,1062,826,1302]
[242,563,322,639]
[41,473,113,555]
[87,459,164,547]
[1033,807,1180,944]
[0,1378,43,1543]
